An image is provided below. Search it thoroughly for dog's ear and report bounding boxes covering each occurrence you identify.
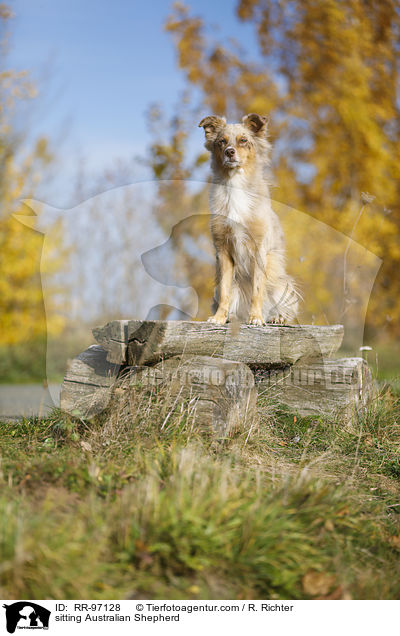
[242,113,268,136]
[198,115,226,145]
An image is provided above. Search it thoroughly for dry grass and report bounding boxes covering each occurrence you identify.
[0,380,400,599]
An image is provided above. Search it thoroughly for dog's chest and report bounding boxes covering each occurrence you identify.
[211,179,259,268]
[210,177,255,225]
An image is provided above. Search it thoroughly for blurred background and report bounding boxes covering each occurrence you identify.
[1,0,400,415]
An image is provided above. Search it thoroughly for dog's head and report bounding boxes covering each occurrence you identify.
[198,113,269,172]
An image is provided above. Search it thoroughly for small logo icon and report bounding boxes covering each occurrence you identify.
[2,602,50,633]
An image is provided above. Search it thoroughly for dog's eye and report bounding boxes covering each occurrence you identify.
[239,137,248,144]
[219,138,227,145]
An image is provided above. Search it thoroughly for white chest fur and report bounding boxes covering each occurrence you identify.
[210,172,258,224]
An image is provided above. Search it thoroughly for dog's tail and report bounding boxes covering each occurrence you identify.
[264,276,302,323]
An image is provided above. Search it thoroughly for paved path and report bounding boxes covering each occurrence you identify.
[0,384,61,418]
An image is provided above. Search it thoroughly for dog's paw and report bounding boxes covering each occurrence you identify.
[270,315,286,325]
[248,314,265,327]
[207,314,228,325]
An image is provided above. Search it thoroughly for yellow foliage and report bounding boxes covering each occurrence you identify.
[0,7,65,346]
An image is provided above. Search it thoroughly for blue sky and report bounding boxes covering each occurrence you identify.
[8,0,259,205]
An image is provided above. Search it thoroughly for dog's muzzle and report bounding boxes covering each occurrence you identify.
[224,146,240,166]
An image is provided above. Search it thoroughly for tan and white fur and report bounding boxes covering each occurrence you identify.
[199,113,299,326]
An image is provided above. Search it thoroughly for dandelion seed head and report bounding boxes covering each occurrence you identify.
[361,192,375,204]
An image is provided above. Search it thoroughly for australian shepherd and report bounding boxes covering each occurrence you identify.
[199,113,299,326]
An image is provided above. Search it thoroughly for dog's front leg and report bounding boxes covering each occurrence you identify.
[207,250,233,325]
[248,251,266,326]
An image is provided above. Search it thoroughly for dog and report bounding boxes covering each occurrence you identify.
[199,113,299,326]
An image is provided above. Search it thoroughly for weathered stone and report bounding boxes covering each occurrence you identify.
[127,355,257,437]
[60,345,120,417]
[63,323,374,423]
[93,319,344,366]
[253,357,374,417]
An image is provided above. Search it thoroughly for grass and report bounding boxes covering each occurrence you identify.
[0,328,93,384]
[0,380,400,600]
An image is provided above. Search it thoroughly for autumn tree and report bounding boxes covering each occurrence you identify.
[0,5,64,348]
[148,1,400,335]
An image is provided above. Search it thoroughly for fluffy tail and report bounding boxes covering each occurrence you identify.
[263,276,301,323]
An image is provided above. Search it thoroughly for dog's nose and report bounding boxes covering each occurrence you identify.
[225,146,235,158]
